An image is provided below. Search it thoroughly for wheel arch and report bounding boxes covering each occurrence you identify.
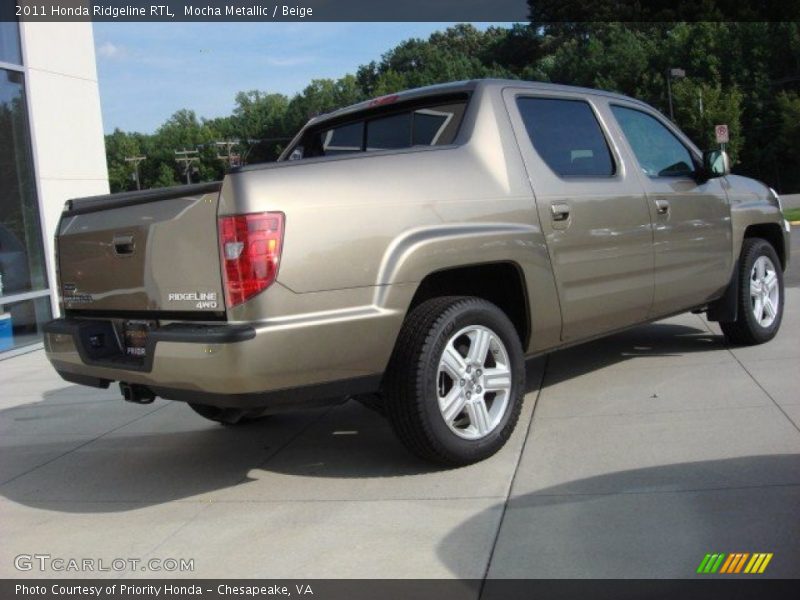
[405,261,531,349]
[708,227,786,323]
[742,223,787,270]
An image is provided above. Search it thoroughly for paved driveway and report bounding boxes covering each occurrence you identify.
[1,236,798,580]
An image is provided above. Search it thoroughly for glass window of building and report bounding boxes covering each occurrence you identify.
[1,50,53,352]
[0,4,22,65]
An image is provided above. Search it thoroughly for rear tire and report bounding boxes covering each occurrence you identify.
[383,296,525,466]
[720,238,784,345]
[188,403,270,426]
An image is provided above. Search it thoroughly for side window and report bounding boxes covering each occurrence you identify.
[366,113,411,151]
[321,121,364,156]
[611,106,695,177]
[516,97,615,178]
[412,103,464,145]
[288,98,467,160]
[365,103,465,151]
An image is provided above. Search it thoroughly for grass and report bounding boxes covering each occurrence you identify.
[784,207,800,222]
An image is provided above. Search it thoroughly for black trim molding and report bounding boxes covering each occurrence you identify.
[63,181,221,216]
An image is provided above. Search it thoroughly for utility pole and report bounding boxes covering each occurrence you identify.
[124,155,146,190]
[666,67,686,122]
[174,149,200,184]
[215,140,241,170]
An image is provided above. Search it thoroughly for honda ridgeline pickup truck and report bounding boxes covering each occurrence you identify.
[44,80,791,465]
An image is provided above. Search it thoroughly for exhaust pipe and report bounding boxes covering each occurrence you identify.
[119,382,155,404]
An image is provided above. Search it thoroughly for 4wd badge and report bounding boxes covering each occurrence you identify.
[168,292,218,309]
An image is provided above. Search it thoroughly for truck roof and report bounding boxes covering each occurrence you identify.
[310,78,652,125]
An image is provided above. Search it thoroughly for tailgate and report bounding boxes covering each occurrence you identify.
[58,182,224,315]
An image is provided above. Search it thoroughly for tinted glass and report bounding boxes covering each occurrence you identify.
[321,121,363,156]
[412,103,464,146]
[367,113,411,150]
[611,106,695,177]
[291,98,467,159]
[0,6,21,65]
[517,98,615,177]
[0,69,47,298]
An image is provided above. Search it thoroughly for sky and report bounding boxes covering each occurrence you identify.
[93,22,511,134]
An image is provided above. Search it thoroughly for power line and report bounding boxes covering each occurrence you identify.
[174,149,200,184]
[215,140,241,169]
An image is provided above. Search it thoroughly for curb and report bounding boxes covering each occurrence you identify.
[790,221,800,226]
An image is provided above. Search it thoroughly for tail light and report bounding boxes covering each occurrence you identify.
[218,212,284,308]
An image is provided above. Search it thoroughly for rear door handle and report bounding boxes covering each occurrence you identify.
[654,199,670,215]
[112,234,135,256]
[550,203,571,222]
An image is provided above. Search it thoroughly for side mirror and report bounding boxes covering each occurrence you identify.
[702,149,730,178]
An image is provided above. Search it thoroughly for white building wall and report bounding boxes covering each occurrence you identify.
[19,21,109,315]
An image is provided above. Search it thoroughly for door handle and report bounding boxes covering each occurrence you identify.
[550,203,571,222]
[112,234,135,256]
[654,199,670,215]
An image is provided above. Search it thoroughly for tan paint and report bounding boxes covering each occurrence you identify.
[46,79,790,404]
[58,191,223,313]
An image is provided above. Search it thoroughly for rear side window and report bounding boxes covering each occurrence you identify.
[366,113,412,150]
[290,100,466,160]
[611,105,696,177]
[322,121,364,155]
[516,97,615,178]
[413,107,458,145]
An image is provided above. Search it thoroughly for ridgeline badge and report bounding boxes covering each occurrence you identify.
[168,292,218,309]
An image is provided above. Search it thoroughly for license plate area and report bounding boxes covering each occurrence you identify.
[123,320,156,360]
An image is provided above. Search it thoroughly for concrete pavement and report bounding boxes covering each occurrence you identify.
[1,256,798,580]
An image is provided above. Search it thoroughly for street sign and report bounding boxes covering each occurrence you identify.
[715,124,729,144]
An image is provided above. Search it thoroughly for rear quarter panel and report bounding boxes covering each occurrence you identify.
[219,86,562,353]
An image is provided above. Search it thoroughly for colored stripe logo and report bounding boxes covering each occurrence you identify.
[696,552,773,574]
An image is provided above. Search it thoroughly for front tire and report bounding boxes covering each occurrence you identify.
[383,296,525,466]
[720,238,784,345]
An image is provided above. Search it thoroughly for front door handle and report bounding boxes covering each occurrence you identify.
[551,203,571,222]
[654,199,670,215]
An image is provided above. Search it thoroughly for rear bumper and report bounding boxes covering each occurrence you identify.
[43,315,391,409]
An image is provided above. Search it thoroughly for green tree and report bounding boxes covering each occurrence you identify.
[105,129,142,192]
[228,91,290,163]
[774,92,800,192]
[152,162,178,188]
[103,22,800,194]
[672,80,744,161]
[284,75,366,133]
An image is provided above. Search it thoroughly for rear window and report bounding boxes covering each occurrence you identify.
[288,99,467,160]
[516,97,615,178]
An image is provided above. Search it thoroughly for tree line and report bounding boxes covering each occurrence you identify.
[105,22,800,194]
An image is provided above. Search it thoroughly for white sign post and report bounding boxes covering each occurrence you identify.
[715,124,729,144]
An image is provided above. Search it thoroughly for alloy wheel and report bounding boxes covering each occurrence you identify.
[436,325,512,440]
[750,255,780,328]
